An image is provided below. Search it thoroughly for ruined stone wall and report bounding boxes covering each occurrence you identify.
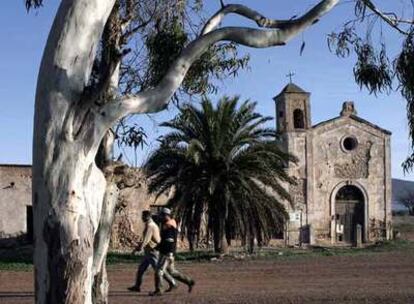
[309,117,391,244]
[110,169,168,250]
[0,164,168,249]
[0,165,32,244]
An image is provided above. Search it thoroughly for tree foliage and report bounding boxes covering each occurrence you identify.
[26,1,414,171]
[144,97,297,253]
[25,0,43,10]
[97,0,249,162]
[327,0,414,171]
[28,1,249,164]
[146,23,249,95]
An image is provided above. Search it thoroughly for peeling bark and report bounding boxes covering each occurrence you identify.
[92,182,119,304]
[33,1,116,303]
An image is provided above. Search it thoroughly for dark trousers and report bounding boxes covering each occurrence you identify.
[135,250,175,289]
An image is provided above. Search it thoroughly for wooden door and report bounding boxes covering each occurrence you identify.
[335,185,365,244]
[336,201,363,243]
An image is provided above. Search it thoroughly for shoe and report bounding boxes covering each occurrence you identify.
[149,290,163,296]
[188,280,195,293]
[127,286,141,292]
[165,284,178,293]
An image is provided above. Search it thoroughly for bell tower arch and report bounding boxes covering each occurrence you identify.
[273,83,311,133]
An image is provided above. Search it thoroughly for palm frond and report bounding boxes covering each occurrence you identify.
[144,96,296,252]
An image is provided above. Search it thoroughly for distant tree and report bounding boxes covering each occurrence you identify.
[397,190,414,216]
[144,97,297,254]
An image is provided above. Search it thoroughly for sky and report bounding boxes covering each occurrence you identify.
[0,0,413,180]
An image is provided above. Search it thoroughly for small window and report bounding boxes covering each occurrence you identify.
[293,109,305,129]
[279,111,284,118]
[342,136,358,152]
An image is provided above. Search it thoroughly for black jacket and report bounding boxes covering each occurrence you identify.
[158,219,178,254]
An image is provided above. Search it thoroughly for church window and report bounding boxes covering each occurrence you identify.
[279,111,284,118]
[293,109,305,129]
[342,136,358,152]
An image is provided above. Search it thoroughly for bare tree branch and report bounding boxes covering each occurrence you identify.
[361,0,410,35]
[120,0,136,30]
[201,0,336,36]
[97,0,339,135]
[121,2,160,43]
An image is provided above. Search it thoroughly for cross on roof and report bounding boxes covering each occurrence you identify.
[286,71,295,83]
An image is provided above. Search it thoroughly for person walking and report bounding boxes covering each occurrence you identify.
[128,210,174,292]
[151,207,195,296]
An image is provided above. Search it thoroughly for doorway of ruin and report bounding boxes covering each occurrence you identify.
[334,185,365,244]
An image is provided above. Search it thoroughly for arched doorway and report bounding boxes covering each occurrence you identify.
[335,185,365,243]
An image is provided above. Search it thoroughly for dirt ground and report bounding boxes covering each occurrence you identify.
[1,216,413,303]
[1,248,414,304]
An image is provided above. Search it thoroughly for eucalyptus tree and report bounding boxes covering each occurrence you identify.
[23,0,414,303]
[326,1,414,170]
[145,97,296,253]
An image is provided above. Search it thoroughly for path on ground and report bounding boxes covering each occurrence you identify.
[1,250,413,303]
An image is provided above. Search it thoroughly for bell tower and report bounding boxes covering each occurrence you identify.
[273,83,311,133]
[273,83,311,246]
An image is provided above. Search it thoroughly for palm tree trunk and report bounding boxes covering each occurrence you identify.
[225,221,232,247]
[212,213,229,254]
[188,227,196,252]
[248,235,254,254]
[212,218,221,253]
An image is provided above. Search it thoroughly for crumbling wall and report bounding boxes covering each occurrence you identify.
[0,165,32,246]
[108,166,168,250]
[0,164,169,250]
[310,117,392,243]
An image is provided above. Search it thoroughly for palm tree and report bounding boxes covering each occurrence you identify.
[144,96,296,253]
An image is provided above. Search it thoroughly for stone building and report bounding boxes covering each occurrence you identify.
[0,164,166,249]
[0,164,32,246]
[109,169,168,250]
[275,83,392,246]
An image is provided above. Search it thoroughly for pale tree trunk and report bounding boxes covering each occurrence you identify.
[92,262,109,304]
[32,1,339,303]
[91,4,124,300]
[32,1,116,303]
[92,131,118,304]
[92,181,118,304]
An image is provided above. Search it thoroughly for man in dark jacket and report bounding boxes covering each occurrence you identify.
[151,208,195,296]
